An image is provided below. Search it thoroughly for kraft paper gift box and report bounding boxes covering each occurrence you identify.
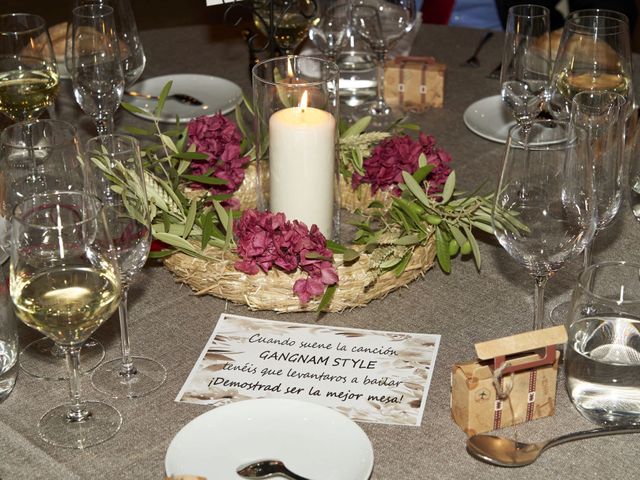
[383,56,445,112]
[450,326,567,436]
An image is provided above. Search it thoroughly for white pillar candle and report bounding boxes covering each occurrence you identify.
[269,98,336,237]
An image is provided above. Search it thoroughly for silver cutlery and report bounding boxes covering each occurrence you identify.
[236,459,312,480]
[124,90,203,106]
[467,425,640,467]
[487,62,501,79]
[461,31,494,68]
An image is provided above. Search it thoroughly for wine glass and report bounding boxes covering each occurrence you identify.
[70,0,146,87]
[68,4,124,135]
[87,134,166,399]
[0,13,59,122]
[492,119,596,330]
[351,0,416,128]
[549,9,633,120]
[252,0,319,55]
[9,191,122,448]
[0,119,106,379]
[308,0,350,60]
[499,4,551,127]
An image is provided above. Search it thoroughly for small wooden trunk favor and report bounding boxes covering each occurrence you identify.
[451,326,567,437]
[384,56,445,112]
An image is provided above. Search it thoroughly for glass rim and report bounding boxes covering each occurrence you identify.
[252,55,340,88]
[0,119,79,150]
[567,12,630,34]
[0,13,47,35]
[72,3,115,19]
[568,8,630,24]
[85,133,140,156]
[571,90,627,112]
[12,191,104,231]
[507,4,550,18]
[577,260,640,305]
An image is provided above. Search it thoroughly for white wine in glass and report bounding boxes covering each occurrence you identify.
[253,0,318,55]
[0,13,59,122]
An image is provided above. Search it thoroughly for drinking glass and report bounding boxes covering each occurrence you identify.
[0,119,106,379]
[252,0,319,55]
[492,119,596,331]
[87,135,166,399]
[68,4,124,135]
[9,191,122,448]
[308,0,350,60]
[500,4,551,127]
[351,0,416,128]
[549,9,633,120]
[565,261,640,426]
[0,13,59,122]
[70,0,146,87]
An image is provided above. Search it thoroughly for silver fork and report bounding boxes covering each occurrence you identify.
[461,31,494,68]
[124,90,203,106]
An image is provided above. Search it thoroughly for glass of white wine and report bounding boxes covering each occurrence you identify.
[0,13,59,122]
[87,134,167,399]
[9,191,122,449]
[252,0,319,55]
[549,9,633,119]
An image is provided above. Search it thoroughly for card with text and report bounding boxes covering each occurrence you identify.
[176,313,440,426]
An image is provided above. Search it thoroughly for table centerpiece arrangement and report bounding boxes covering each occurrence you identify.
[105,81,522,312]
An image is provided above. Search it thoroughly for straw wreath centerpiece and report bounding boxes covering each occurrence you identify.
[103,83,521,312]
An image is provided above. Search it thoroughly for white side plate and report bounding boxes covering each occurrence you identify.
[463,95,516,144]
[165,398,374,480]
[125,73,242,123]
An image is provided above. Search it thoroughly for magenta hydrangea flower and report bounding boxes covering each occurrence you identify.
[234,209,339,304]
[352,133,452,196]
[187,113,249,202]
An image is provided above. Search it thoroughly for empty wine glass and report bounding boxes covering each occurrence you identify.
[0,13,59,122]
[253,0,319,55]
[70,0,146,87]
[68,4,124,135]
[10,191,122,448]
[351,0,416,128]
[0,119,106,379]
[308,0,350,60]
[87,134,166,399]
[549,9,633,120]
[500,4,551,127]
[492,119,596,330]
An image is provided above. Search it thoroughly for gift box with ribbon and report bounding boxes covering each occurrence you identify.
[450,326,567,436]
[383,56,445,112]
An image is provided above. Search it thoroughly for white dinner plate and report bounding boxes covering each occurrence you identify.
[165,398,374,480]
[125,73,242,123]
[463,95,516,144]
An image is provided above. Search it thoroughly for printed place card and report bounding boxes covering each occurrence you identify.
[176,313,440,426]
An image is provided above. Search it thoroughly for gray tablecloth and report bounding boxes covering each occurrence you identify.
[1,23,639,480]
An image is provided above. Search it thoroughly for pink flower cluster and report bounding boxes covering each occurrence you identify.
[187,113,249,200]
[352,133,452,196]
[234,209,339,303]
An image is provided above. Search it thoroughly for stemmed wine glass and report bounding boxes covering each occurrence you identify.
[87,134,166,399]
[253,0,319,55]
[351,0,416,129]
[0,13,59,123]
[0,119,106,379]
[549,9,633,120]
[492,119,596,331]
[9,191,122,448]
[500,4,551,127]
[70,0,146,87]
[308,0,350,60]
[68,4,124,136]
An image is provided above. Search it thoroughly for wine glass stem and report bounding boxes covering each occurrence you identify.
[118,287,137,377]
[96,115,114,136]
[583,236,595,269]
[63,345,90,422]
[533,275,548,330]
[374,50,388,110]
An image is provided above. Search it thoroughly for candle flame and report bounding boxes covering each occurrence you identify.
[299,91,308,111]
[287,57,294,80]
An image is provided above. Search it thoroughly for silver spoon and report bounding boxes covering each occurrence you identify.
[236,459,312,480]
[124,90,203,106]
[467,425,640,467]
